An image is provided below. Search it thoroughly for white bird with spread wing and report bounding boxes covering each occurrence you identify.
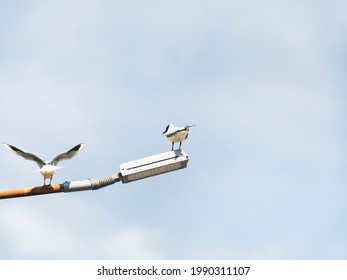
[162,124,196,150]
[3,143,84,186]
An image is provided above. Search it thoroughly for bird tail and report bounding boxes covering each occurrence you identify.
[32,166,64,172]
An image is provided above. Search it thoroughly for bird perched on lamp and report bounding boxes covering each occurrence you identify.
[3,143,84,186]
[162,124,196,150]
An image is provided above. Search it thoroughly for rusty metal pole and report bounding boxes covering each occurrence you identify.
[0,174,120,200]
[0,184,64,199]
[0,150,189,200]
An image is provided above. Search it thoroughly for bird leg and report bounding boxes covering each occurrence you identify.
[49,176,53,186]
[171,142,174,151]
[179,142,182,150]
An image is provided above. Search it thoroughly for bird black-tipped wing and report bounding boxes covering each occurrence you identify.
[50,143,84,166]
[2,143,46,168]
[165,127,187,138]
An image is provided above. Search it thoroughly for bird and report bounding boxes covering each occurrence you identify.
[3,143,84,186]
[162,124,196,150]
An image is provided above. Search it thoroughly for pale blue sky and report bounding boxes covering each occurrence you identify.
[0,0,346,259]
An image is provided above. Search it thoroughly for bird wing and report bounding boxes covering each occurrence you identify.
[165,127,186,138]
[49,143,84,166]
[3,143,46,168]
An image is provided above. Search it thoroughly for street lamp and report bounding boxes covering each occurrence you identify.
[119,149,188,183]
[0,149,189,199]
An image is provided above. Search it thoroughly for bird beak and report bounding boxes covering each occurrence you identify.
[187,124,196,129]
